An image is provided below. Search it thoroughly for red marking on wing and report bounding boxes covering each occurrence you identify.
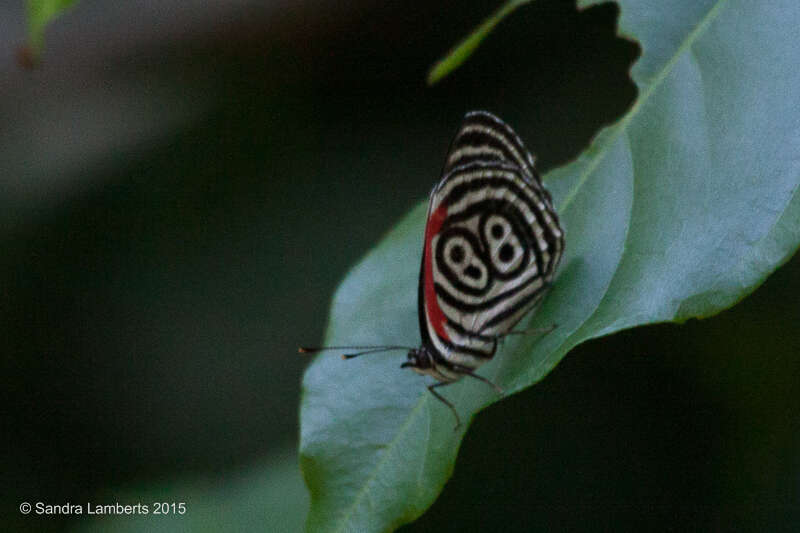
[424,204,450,342]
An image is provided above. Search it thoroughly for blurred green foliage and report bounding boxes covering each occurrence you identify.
[427,0,531,85]
[25,0,76,58]
[77,447,307,533]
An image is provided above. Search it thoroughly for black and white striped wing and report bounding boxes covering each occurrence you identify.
[443,110,537,178]
[418,112,564,372]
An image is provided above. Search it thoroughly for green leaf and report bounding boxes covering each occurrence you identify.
[301,1,800,531]
[25,0,77,59]
[427,0,532,85]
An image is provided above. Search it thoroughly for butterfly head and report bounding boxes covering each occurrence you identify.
[400,346,433,373]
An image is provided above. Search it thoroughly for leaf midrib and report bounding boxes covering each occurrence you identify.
[323,1,730,530]
[330,397,432,532]
[558,0,729,213]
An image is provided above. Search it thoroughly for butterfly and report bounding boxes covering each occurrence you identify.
[301,111,564,427]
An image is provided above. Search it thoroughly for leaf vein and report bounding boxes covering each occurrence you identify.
[556,0,730,214]
[330,395,429,533]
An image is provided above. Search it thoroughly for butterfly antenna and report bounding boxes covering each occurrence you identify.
[298,345,413,359]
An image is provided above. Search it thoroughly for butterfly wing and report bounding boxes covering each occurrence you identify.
[418,112,564,372]
[442,110,537,178]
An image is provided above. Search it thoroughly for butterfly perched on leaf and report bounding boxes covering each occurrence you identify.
[302,111,564,427]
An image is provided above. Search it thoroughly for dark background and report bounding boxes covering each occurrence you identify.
[2,0,797,531]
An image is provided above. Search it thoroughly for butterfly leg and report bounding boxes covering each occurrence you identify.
[506,323,557,337]
[427,382,461,430]
[495,323,558,342]
[459,369,504,395]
